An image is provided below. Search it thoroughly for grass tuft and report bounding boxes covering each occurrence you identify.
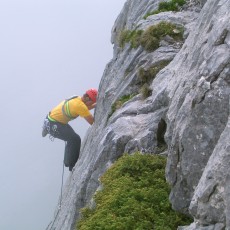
[139,83,152,99]
[108,94,136,119]
[138,59,171,99]
[143,0,186,19]
[118,30,143,49]
[140,21,184,52]
[118,21,184,52]
[138,60,171,84]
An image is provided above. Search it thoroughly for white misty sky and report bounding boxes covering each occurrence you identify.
[0,0,126,229]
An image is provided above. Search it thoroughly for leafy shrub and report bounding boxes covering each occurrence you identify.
[144,0,186,19]
[77,153,192,230]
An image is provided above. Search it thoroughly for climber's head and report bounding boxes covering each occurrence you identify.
[85,88,98,103]
[82,88,98,106]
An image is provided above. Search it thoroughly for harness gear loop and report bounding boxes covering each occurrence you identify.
[48,114,57,122]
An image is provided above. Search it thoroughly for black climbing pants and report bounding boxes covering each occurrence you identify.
[48,120,81,170]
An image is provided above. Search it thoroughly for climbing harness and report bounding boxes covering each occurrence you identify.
[48,114,57,122]
[42,118,50,134]
[49,124,58,141]
[42,116,60,141]
[42,118,53,140]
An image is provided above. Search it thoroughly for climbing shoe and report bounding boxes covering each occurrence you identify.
[42,118,50,137]
[69,166,73,172]
[42,127,48,137]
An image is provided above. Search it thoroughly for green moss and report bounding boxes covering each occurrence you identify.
[108,94,136,119]
[118,21,183,52]
[144,0,186,19]
[77,153,192,230]
[140,21,184,52]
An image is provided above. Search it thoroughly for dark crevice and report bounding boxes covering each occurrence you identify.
[191,92,207,109]
[206,60,230,84]
[157,119,167,147]
[207,184,218,203]
[207,23,213,33]
[214,29,229,46]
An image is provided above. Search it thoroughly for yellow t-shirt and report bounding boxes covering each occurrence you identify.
[49,97,91,124]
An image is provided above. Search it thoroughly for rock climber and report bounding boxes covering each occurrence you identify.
[42,88,98,171]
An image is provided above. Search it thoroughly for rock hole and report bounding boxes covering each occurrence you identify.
[157,119,167,148]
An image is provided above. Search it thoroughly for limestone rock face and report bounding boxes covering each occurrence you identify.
[164,0,230,214]
[47,0,230,229]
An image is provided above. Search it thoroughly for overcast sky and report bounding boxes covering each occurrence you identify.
[0,0,126,229]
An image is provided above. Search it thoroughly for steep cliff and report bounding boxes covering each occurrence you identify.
[47,0,230,229]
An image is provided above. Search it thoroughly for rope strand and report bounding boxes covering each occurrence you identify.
[46,146,66,230]
[59,159,65,209]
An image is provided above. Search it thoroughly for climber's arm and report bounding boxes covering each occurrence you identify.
[84,114,94,125]
[87,103,96,110]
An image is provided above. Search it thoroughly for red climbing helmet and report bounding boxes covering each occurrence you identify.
[86,88,98,103]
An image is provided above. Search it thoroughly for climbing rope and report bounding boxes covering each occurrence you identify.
[59,158,65,209]
[45,145,66,230]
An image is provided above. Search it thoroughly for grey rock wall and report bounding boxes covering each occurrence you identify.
[165,0,230,215]
[46,0,230,229]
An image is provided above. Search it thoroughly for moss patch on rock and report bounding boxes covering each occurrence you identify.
[140,21,184,52]
[118,30,143,49]
[118,21,184,52]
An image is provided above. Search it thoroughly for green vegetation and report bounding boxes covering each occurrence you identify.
[77,153,192,230]
[118,30,143,49]
[140,21,184,52]
[138,60,171,84]
[108,94,136,119]
[144,0,186,19]
[138,60,171,98]
[118,21,184,52]
[139,83,152,99]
